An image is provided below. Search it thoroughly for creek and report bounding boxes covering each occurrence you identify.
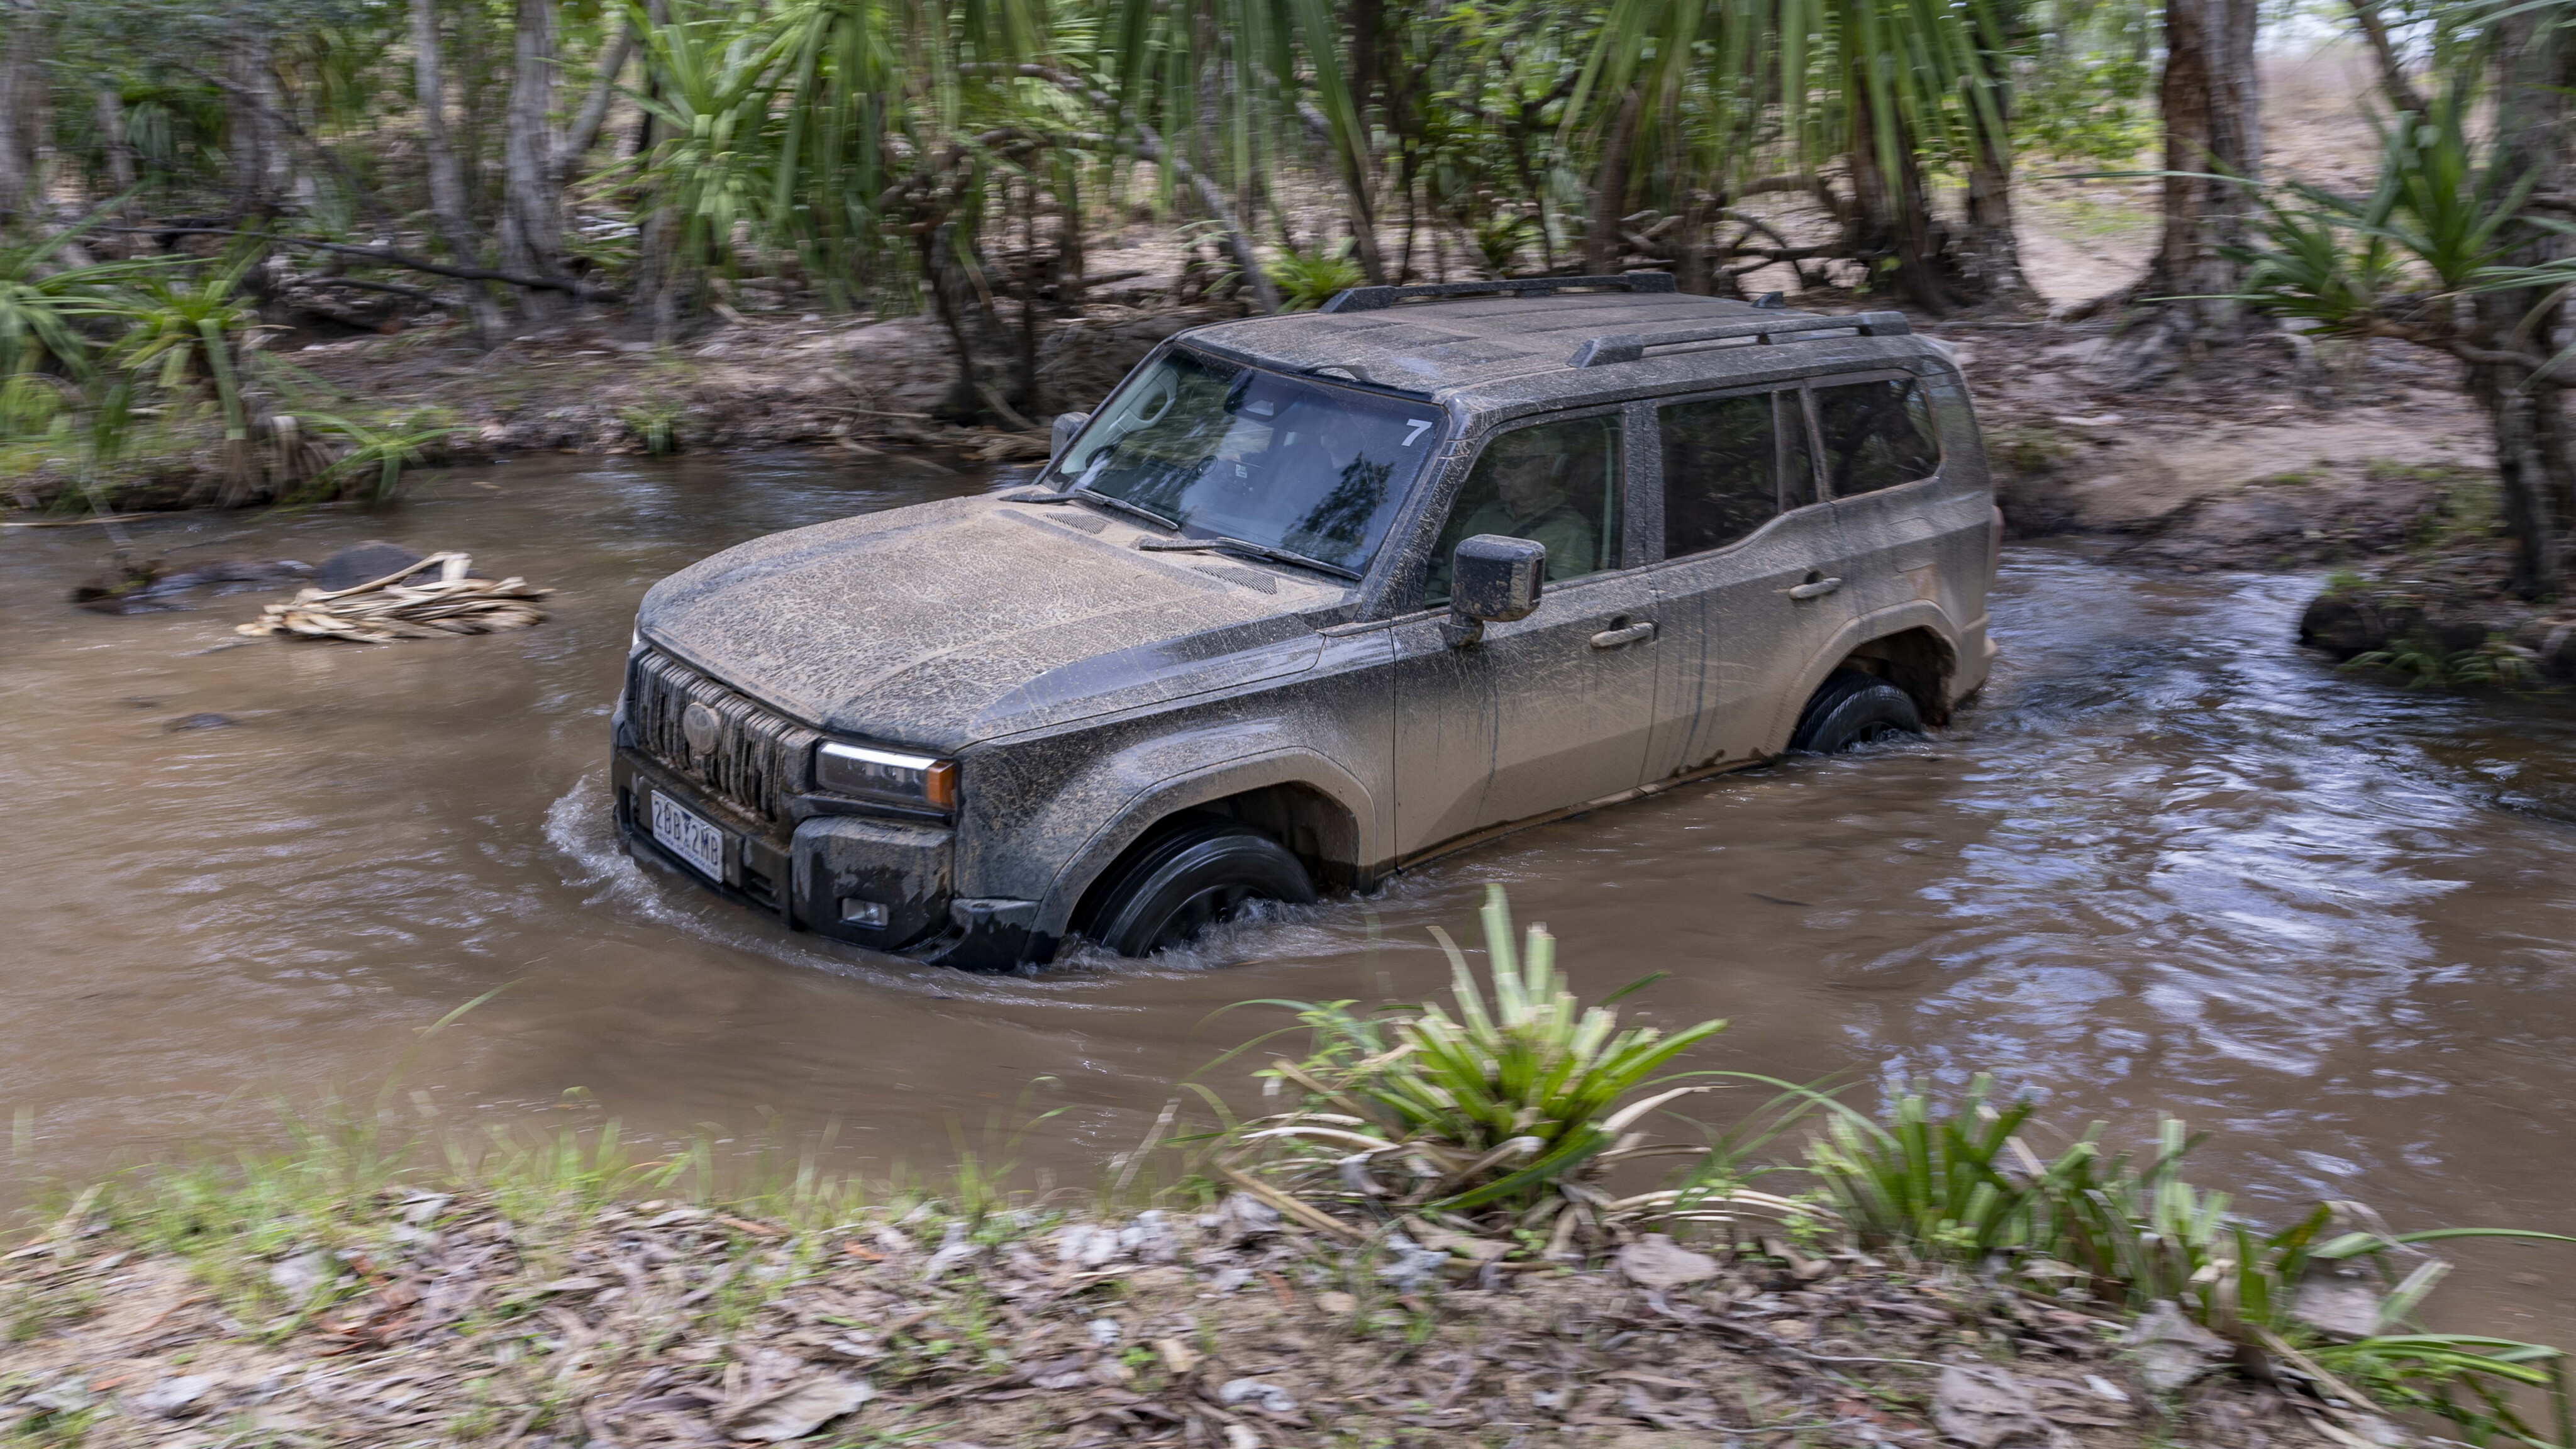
[4,453,2572,1336]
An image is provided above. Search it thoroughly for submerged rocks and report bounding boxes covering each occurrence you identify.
[72,556,313,614]
[314,540,433,591]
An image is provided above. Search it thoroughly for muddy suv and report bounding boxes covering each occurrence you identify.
[613,274,1998,967]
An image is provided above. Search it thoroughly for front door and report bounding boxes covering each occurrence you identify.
[1642,384,1860,777]
[1392,410,1659,857]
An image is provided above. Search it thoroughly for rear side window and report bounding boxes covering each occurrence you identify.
[1658,394,1777,558]
[1921,365,1980,455]
[1814,377,1940,497]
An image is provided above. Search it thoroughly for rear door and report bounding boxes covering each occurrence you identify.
[1390,408,1661,856]
[1810,368,1954,635]
[1641,383,1859,777]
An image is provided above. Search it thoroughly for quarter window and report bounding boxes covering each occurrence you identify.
[1813,377,1940,497]
[1658,393,1779,558]
[1426,414,1623,607]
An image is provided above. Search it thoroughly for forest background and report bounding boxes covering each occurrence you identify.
[0,0,2570,596]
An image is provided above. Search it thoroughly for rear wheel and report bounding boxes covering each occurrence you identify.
[1082,818,1316,957]
[1789,670,1923,753]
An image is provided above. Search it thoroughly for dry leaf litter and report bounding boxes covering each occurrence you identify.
[0,1191,2352,1448]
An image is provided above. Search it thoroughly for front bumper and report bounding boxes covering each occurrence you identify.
[609,745,1048,968]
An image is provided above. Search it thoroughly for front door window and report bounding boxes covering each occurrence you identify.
[1425,414,1622,606]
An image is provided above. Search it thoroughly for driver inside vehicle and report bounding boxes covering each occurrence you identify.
[1428,421,1609,602]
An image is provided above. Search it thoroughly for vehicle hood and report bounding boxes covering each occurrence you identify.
[637,494,1341,750]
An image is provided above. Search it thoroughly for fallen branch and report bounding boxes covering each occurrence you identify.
[307,276,441,304]
[2361,319,2576,387]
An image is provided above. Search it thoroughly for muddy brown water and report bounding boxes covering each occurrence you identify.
[5,454,2573,1338]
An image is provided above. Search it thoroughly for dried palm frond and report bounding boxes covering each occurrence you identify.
[236,552,551,643]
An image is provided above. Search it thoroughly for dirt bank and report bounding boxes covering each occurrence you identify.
[1,1184,2358,1449]
[287,295,1245,463]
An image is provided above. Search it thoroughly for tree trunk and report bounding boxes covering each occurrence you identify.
[1321,113,1387,286]
[409,0,507,343]
[2345,0,2426,118]
[921,223,986,425]
[1672,191,1718,295]
[1958,150,2032,305]
[499,0,564,322]
[1507,125,1553,271]
[1053,158,1085,313]
[2469,8,2573,597]
[1014,184,1043,420]
[1193,0,1221,187]
[96,87,135,203]
[2145,0,2261,346]
[636,203,686,344]
[226,22,290,220]
[0,4,39,225]
[552,20,635,188]
[1955,0,2036,309]
[1585,89,1641,275]
[457,7,493,228]
[1845,84,1955,313]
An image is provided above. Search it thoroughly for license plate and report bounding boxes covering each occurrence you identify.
[648,789,728,882]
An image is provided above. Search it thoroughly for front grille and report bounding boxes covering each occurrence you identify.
[627,650,819,823]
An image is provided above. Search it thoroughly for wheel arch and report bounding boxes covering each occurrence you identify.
[1034,748,1375,941]
[1770,604,1964,750]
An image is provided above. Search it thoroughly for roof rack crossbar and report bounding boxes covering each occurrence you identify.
[1318,272,1675,314]
[1567,309,1912,367]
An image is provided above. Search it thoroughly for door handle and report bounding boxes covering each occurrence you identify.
[1787,577,1843,601]
[1589,620,1656,648]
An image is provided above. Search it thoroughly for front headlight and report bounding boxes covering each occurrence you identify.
[815,741,958,811]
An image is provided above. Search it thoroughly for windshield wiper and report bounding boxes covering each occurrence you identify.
[1136,535,1362,582]
[1072,486,1178,531]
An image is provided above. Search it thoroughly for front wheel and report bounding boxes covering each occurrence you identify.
[1789,670,1923,753]
[1081,819,1317,957]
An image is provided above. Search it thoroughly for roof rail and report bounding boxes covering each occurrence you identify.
[1318,272,1675,314]
[1566,308,1911,367]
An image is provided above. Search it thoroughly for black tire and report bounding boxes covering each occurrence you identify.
[1789,669,1923,753]
[1082,818,1317,957]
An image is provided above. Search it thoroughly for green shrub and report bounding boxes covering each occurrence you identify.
[1266,241,1367,312]
[1224,885,1728,1220]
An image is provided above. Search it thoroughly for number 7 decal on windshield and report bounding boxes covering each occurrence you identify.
[1402,419,1433,446]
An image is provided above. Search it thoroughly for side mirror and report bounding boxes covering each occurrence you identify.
[1445,533,1545,646]
[1050,411,1091,462]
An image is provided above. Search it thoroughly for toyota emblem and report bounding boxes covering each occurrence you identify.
[681,701,719,755]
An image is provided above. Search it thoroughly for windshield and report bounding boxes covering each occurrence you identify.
[1052,348,1446,577]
